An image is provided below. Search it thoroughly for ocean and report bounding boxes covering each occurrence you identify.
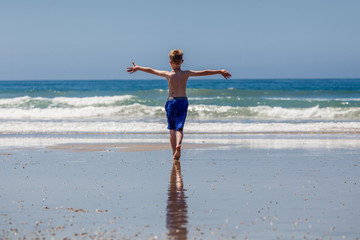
[0,79,360,148]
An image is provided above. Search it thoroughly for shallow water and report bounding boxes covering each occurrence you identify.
[1,136,359,239]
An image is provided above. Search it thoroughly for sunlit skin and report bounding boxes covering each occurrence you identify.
[127,53,231,159]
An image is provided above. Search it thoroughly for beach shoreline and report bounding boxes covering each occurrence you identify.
[1,133,359,239]
[48,142,219,153]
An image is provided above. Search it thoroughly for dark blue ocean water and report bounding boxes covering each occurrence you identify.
[1,79,360,107]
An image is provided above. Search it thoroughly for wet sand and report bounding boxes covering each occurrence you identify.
[1,135,360,239]
[48,143,218,153]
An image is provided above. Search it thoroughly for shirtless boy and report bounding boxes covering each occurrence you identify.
[127,49,231,160]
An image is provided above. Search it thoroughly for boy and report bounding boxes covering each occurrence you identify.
[127,49,231,160]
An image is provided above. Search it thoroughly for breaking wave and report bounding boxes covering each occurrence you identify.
[0,96,360,120]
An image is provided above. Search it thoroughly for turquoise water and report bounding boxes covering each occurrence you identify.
[0,79,359,134]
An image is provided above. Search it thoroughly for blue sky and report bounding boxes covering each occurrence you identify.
[0,0,359,80]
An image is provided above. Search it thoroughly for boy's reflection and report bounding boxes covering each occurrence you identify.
[166,160,188,240]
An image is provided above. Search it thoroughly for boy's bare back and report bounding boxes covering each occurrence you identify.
[167,69,190,98]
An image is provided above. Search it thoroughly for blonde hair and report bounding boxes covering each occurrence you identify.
[169,49,183,65]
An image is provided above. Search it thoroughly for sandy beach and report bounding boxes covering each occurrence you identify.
[0,134,359,239]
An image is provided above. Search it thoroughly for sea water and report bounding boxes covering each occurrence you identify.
[0,79,360,147]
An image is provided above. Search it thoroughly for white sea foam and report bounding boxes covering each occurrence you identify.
[0,104,165,120]
[1,135,360,150]
[0,120,359,134]
[189,105,360,120]
[0,95,135,108]
[249,105,332,119]
[187,121,360,133]
[1,95,360,121]
[51,95,135,106]
[251,105,360,120]
[265,97,360,101]
[1,103,359,120]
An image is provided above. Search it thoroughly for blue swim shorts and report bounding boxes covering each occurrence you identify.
[165,97,189,131]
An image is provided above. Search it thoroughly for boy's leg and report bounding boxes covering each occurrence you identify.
[176,130,183,147]
[169,130,177,155]
[173,130,183,160]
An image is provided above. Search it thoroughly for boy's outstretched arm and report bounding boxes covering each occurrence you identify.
[127,62,169,78]
[187,69,231,79]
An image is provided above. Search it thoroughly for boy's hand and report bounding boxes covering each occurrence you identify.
[127,62,139,74]
[220,70,232,79]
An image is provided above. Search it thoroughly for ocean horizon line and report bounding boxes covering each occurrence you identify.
[1,78,360,82]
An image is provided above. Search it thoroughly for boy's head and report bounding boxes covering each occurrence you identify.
[169,49,183,66]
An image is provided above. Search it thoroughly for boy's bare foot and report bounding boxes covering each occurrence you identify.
[173,145,181,160]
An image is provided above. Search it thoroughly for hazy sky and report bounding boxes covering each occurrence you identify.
[1,0,359,80]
